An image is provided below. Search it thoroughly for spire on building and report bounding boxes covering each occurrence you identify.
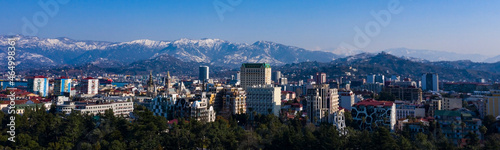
[165,71,172,88]
[147,71,157,97]
[148,71,154,86]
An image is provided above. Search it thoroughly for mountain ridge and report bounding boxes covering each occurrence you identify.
[277,52,500,82]
[0,35,339,69]
[380,47,494,62]
[2,35,500,74]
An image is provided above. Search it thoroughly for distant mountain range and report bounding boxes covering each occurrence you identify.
[2,35,500,71]
[0,35,339,70]
[316,47,500,63]
[380,47,500,63]
[277,52,500,81]
[2,35,500,81]
[24,51,500,82]
[38,54,234,77]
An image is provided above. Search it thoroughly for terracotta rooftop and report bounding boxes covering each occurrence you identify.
[340,93,353,96]
[56,76,72,79]
[25,75,47,79]
[0,99,41,105]
[281,91,295,94]
[353,99,394,107]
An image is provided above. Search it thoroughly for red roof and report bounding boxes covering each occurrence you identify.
[339,106,345,110]
[340,93,353,96]
[0,99,41,105]
[353,99,394,107]
[83,77,96,79]
[57,76,71,79]
[290,103,302,108]
[26,75,47,79]
[0,89,37,97]
[281,91,295,94]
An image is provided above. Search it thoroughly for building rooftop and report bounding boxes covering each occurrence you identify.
[27,75,47,79]
[56,76,71,79]
[241,63,271,68]
[340,92,353,96]
[352,99,394,107]
[0,99,41,105]
[282,91,295,94]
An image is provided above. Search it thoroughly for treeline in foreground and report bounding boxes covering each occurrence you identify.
[1,105,500,150]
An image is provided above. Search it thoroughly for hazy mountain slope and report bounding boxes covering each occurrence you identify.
[277,52,500,81]
[382,48,489,62]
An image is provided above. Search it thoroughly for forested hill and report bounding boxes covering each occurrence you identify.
[276,52,500,81]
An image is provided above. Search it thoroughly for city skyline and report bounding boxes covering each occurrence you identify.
[1,0,500,55]
[2,1,500,149]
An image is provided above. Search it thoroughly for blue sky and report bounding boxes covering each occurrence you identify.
[1,0,499,55]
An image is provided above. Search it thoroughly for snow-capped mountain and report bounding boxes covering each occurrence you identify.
[319,47,364,57]
[0,35,114,51]
[381,48,489,62]
[0,35,339,69]
[158,40,337,66]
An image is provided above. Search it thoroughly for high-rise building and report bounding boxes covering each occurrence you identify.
[442,98,463,110]
[191,93,216,122]
[367,74,375,84]
[199,66,209,81]
[391,75,400,82]
[80,77,99,95]
[279,77,288,85]
[285,84,308,96]
[240,63,272,89]
[314,72,327,84]
[367,74,385,83]
[272,71,281,83]
[357,83,384,93]
[306,84,339,124]
[246,85,281,116]
[375,74,385,83]
[395,101,425,120]
[208,85,225,111]
[392,80,417,88]
[236,71,241,81]
[422,73,439,91]
[54,77,72,96]
[487,90,500,117]
[222,87,246,115]
[339,90,355,110]
[428,99,442,117]
[383,85,423,103]
[27,76,49,97]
